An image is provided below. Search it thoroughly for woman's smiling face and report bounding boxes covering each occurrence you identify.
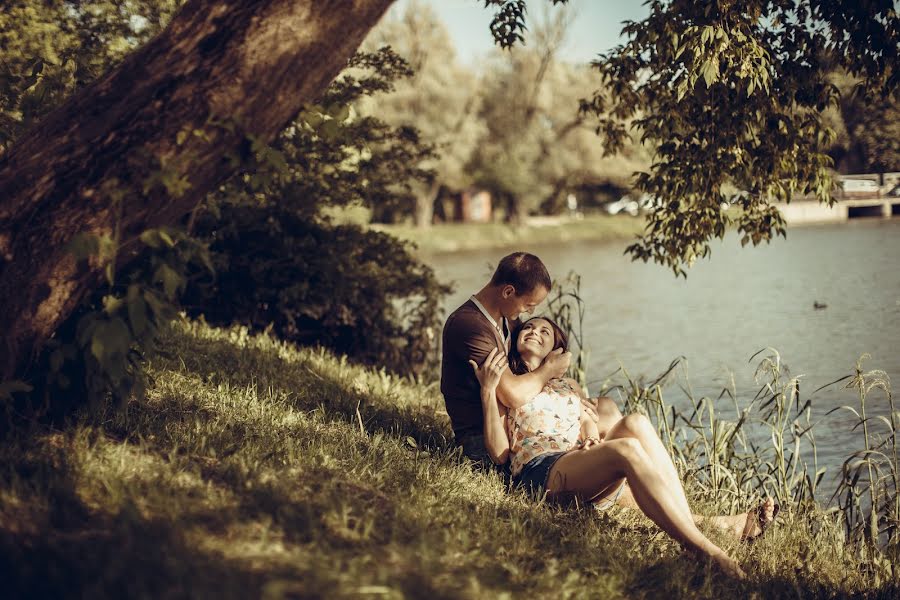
[516,318,558,360]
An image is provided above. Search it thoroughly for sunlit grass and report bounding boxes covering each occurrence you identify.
[0,319,897,598]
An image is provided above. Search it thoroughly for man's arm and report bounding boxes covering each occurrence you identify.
[494,347,571,409]
[470,348,511,465]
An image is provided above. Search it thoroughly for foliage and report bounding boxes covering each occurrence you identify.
[831,358,898,548]
[187,204,449,375]
[360,0,487,226]
[846,92,900,174]
[472,6,650,221]
[28,223,212,418]
[488,0,899,275]
[821,71,900,174]
[180,47,449,376]
[0,0,182,153]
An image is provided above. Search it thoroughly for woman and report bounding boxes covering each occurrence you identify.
[470,317,777,579]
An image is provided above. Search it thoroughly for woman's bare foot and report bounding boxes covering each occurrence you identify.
[738,497,777,541]
[710,550,747,580]
[702,497,777,541]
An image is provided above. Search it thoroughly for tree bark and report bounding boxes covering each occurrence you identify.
[414,180,441,228]
[0,0,395,380]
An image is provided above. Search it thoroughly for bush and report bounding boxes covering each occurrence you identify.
[186,202,450,375]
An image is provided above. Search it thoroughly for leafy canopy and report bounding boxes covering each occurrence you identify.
[486,0,900,275]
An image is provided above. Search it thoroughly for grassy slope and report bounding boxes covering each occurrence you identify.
[1,321,896,599]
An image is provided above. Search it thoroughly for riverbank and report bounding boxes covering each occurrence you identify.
[2,320,895,598]
[372,214,644,254]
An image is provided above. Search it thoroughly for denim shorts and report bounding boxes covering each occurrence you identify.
[513,451,567,498]
[514,451,627,509]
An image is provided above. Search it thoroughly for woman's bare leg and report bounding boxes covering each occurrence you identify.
[605,415,776,540]
[546,439,744,577]
[613,485,777,540]
[605,414,694,522]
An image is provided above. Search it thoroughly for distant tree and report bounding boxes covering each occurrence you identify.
[824,70,900,174]
[486,0,899,274]
[850,94,900,174]
[472,6,577,222]
[473,5,649,220]
[360,0,485,226]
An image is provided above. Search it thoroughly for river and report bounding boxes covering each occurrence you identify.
[425,218,900,474]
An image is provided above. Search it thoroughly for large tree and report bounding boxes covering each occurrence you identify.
[0,0,395,381]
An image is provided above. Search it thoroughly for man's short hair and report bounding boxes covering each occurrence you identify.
[489,252,551,294]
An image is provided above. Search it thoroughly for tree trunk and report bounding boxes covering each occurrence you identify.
[0,0,395,380]
[504,193,525,225]
[414,180,441,228]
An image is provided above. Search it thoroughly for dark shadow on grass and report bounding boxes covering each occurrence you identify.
[623,553,900,599]
[154,329,457,455]
[0,434,274,599]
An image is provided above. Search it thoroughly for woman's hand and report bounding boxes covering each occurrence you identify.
[578,437,601,450]
[469,347,508,395]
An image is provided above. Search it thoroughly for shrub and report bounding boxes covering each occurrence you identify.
[186,202,450,375]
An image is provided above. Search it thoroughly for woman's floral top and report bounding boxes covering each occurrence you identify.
[508,377,582,477]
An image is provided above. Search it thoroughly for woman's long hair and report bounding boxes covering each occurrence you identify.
[508,316,568,375]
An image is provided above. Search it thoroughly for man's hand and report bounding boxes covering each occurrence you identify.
[469,347,508,395]
[542,347,571,379]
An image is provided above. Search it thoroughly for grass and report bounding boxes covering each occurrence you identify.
[370,214,645,254]
[1,319,898,598]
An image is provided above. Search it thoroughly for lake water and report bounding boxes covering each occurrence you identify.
[425,218,900,474]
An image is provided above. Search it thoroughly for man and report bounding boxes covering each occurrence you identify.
[440,252,572,465]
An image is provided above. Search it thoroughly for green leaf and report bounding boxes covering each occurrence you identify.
[91,318,131,362]
[66,232,100,261]
[128,294,149,337]
[153,263,184,300]
[158,229,176,248]
[102,294,124,315]
[701,58,719,87]
[140,230,162,249]
[319,119,341,142]
[333,104,351,122]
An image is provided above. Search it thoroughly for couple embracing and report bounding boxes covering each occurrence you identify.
[440,252,776,578]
